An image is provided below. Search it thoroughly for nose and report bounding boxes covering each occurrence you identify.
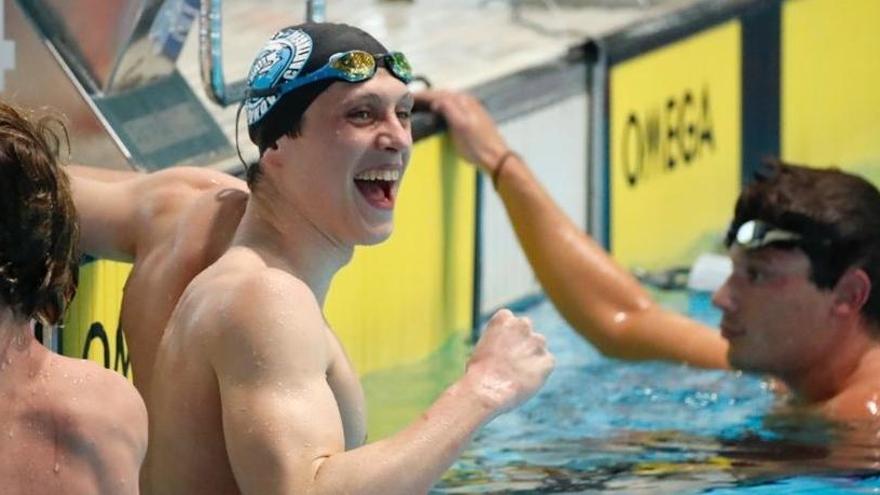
[711,276,737,312]
[376,113,412,153]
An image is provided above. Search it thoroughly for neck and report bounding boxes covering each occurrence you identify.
[233,186,353,305]
[783,320,880,404]
[0,308,42,373]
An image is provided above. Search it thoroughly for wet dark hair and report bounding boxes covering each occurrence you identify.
[0,102,79,325]
[727,159,880,327]
[245,81,331,188]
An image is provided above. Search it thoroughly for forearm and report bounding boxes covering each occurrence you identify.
[312,377,494,494]
[67,170,138,261]
[492,158,728,366]
[494,157,656,355]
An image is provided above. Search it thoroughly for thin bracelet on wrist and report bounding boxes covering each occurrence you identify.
[490,150,518,189]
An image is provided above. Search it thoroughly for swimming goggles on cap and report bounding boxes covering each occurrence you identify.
[732,219,802,250]
[247,50,413,99]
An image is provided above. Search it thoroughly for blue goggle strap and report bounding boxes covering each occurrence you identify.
[248,52,411,100]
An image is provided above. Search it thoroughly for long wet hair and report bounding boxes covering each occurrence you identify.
[727,159,880,328]
[0,102,79,325]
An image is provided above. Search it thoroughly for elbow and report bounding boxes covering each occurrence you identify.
[562,298,658,361]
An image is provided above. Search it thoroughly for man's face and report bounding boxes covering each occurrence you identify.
[712,246,837,376]
[272,69,413,246]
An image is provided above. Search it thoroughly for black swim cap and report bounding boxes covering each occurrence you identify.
[245,22,389,152]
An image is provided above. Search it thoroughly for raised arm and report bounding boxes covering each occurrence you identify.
[67,165,245,261]
[67,165,144,260]
[419,90,729,369]
[67,164,141,183]
[210,272,553,495]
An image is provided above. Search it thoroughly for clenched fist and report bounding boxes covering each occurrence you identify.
[464,309,555,418]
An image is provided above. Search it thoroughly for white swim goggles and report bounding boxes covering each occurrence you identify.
[731,219,803,250]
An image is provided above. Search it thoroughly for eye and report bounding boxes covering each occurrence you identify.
[396,109,412,124]
[746,266,765,283]
[347,109,373,124]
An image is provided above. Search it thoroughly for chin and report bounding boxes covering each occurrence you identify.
[727,348,772,374]
[726,347,752,372]
[358,222,394,246]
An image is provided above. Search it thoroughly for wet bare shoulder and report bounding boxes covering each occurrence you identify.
[139,168,243,219]
[820,384,880,421]
[147,166,246,193]
[200,267,332,375]
[48,356,147,449]
[44,355,146,493]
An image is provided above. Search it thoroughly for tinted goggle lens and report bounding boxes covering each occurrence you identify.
[387,52,413,82]
[329,50,413,83]
[329,51,377,80]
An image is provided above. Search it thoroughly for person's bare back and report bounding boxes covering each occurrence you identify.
[71,166,248,397]
[0,323,147,495]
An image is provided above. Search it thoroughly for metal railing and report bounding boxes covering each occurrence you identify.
[199,0,327,106]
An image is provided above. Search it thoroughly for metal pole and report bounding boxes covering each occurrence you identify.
[199,0,326,106]
[307,0,326,22]
[198,0,246,105]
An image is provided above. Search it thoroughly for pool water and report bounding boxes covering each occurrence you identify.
[429,292,880,494]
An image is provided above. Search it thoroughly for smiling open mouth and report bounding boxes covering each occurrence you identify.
[354,169,400,209]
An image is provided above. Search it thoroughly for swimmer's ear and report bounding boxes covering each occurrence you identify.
[831,268,871,319]
[260,139,285,171]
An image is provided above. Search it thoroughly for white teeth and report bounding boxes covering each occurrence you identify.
[355,169,400,181]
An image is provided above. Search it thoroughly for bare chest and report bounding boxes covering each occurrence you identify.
[325,341,368,449]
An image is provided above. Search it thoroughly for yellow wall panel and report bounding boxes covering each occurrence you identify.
[782,0,880,179]
[64,259,133,380]
[610,21,742,269]
[443,141,478,336]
